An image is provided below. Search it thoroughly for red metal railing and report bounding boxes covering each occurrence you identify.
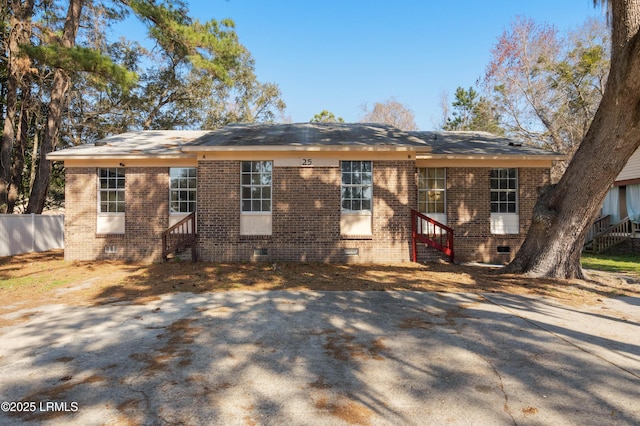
[411,209,454,263]
[162,212,197,262]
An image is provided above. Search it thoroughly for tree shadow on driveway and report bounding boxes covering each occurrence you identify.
[1,287,639,425]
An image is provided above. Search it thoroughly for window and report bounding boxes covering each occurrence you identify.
[241,161,272,212]
[490,168,518,213]
[341,161,372,212]
[99,168,125,213]
[170,168,197,213]
[418,168,445,214]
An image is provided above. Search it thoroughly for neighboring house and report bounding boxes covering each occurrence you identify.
[47,123,564,264]
[601,147,640,224]
[587,147,640,253]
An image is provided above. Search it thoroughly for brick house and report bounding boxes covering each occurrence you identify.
[47,122,564,264]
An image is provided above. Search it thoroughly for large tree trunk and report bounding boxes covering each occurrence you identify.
[28,123,39,194]
[26,69,70,213]
[0,70,18,213]
[7,83,30,213]
[503,0,640,279]
[1,0,35,213]
[26,0,82,214]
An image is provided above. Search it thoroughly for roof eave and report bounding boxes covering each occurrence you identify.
[46,153,197,160]
[415,153,567,161]
[182,145,431,153]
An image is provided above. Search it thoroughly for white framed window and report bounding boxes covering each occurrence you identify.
[418,168,446,214]
[340,161,372,236]
[99,168,125,213]
[97,168,125,234]
[241,161,272,212]
[490,168,519,234]
[490,168,518,213]
[341,161,372,212]
[170,168,197,213]
[240,161,272,235]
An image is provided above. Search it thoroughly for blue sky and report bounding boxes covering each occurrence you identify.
[114,1,605,130]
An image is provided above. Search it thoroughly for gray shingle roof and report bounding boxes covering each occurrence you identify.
[47,130,209,159]
[409,131,564,158]
[181,122,430,150]
[46,124,565,160]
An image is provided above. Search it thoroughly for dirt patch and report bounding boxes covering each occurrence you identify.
[445,305,471,325]
[323,332,386,361]
[129,318,200,376]
[113,399,145,426]
[10,374,107,422]
[105,413,141,426]
[116,398,143,413]
[315,395,374,425]
[398,317,434,329]
[243,415,258,426]
[309,375,334,389]
[1,251,639,326]
[0,250,140,326]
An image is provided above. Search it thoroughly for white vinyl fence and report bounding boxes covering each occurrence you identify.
[0,214,64,257]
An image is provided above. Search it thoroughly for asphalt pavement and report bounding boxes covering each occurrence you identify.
[0,290,638,425]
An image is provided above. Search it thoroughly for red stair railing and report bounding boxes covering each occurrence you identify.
[411,209,454,263]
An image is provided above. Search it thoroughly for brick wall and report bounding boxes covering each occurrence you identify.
[65,163,550,265]
[196,160,414,262]
[271,166,341,261]
[196,161,242,260]
[441,167,549,263]
[123,168,169,261]
[64,168,97,261]
[64,167,169,262]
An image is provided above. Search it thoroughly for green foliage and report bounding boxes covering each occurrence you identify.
[22,44,138,91]
[59,0,277,135]
[310,110,344,123]
[443,86,504,135]
[127,0,242,85]
[201,50,286,129]
[3,0,285,212]
[108,0,260,131]
[484,16,609,156]
[551,41,608,115]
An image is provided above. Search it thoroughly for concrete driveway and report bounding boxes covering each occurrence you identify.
[0,290,639,425]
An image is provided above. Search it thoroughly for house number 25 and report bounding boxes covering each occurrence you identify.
[302,158,313,166]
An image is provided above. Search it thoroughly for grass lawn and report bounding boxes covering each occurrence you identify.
[581,253,640,276]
